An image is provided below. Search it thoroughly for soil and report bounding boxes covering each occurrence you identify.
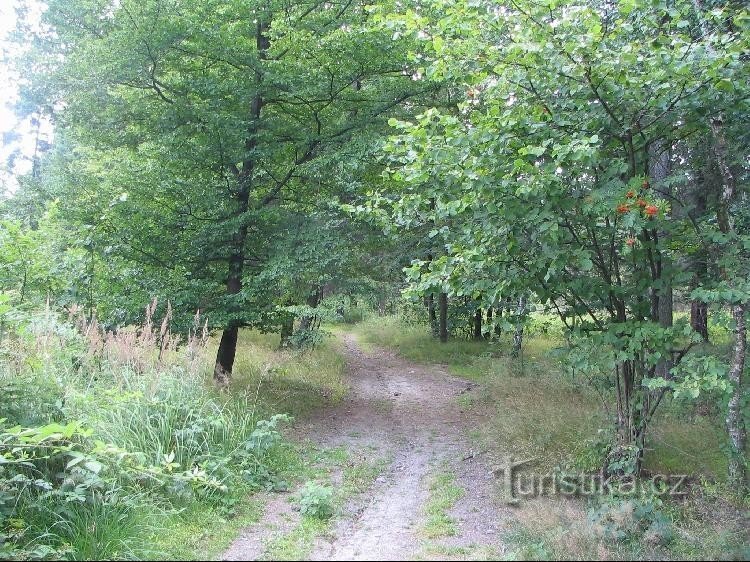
[222,333,512,561]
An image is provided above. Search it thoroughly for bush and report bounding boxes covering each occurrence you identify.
[298,481,334,519]
[0,420,156,560]
[588,495,674,545]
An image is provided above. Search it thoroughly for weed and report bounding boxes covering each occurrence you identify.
[298,481,334,519]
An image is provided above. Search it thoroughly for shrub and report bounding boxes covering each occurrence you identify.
[588,495,674,545]
[298,481,334,519]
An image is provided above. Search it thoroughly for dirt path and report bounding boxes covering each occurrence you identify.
[223,333,510,561]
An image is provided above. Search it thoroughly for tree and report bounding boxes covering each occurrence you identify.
[19,0,426,382]
[376,0,749,475]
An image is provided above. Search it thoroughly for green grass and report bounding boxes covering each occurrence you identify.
[229,329,348,419]
[0,316,351,561]
[262,515,329,561]
[155,499,265,560]
[422,470,464,539]
[353,314,747,561]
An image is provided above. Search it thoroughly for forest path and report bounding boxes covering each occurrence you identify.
[223,332,510,561]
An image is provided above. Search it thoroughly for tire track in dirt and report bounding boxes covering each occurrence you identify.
[224,332,510,561]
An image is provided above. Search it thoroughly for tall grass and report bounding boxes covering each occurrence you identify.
[229,329,348,418]
[0,302,346,560]
[354,314,729,476]
[353,313,747,560]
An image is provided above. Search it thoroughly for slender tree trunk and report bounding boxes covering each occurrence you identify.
[439,292,448,343]
[655,285,674,379]
[214,19,269,384]
[88,250,95,320]
[214,246,246,384]
[688,157,710,342]
[512,295,526,357]
[473,307,482,340]
[690,301,709,342]
[727,304,747,487]
[695,0,747,487]
[280,313,294,348]
[19,267,27,305]
[299,287,321,331]
[651,140,673,378]
[428,293,438,336]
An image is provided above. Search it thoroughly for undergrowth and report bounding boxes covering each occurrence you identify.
[0,302,346,560]
[354,313,748,561]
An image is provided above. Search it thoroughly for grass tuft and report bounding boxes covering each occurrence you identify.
[422,471,464,539]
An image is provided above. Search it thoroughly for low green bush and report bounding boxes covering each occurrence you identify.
[588,494,674,546]
[298,481,334,519]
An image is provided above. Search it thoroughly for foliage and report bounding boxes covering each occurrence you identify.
[0,0,748,555]
[0,304,301,559]
[588,495,674,546]
[366,0,750,478]
[297,481,334,520]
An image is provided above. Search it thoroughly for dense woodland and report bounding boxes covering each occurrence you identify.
[0,0,748,560]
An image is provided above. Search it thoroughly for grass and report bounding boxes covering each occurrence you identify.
[353,314,748,561]
[503,494,749,561]
[341,450,392,496]
[422,470,464,539]
[259,446,391,560]
[262,516,330,561]
[228,329,348,419]
[156,499,265,560]
[0,306,351,562]
[163,331,351,561]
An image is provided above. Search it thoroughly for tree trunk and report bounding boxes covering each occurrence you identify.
[214,246,246,383]
[694,0,747,487]
[428,293,438,336]
[438,292,448,343]
[727,304,747,487]
[512,295,526,357]
[656,282,674,378]
[214,19,269,384]
[214,324,239,386]
[650,139,674,379]
[473,308,482,340]
[280,313,294,348]
[690,300,709,342]
[299,287,321,331]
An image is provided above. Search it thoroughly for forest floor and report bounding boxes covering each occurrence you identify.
[222,332,510,561]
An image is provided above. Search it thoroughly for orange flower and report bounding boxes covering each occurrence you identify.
[626,190,635,199]
[626,238,636,247]
[617,203,630,214]
[645,205,659,217]
[636,199,648,208]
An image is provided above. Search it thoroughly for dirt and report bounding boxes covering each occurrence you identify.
[222,333,512,561]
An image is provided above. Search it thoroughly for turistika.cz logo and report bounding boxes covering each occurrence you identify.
[491,456,688,505]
